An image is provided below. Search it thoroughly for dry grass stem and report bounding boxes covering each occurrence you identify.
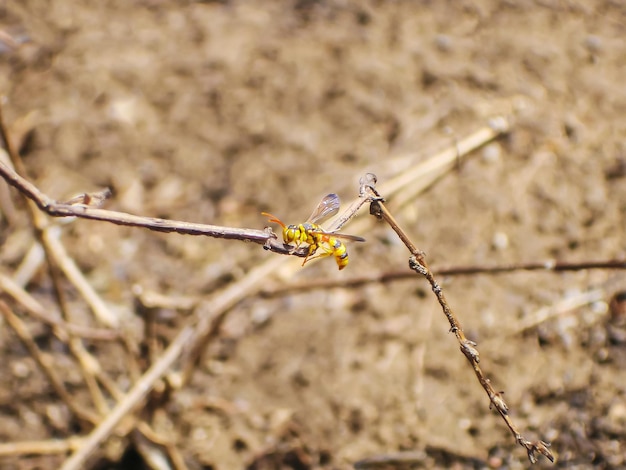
[0,438,85,457]
[133,423,190,470]
[180,255,287,385]
[59,326,195,470]
[513,288,605,335]
[1,102,192,466]
[42,225,120,327]
[0,272,118,341]
[0,300,100,426]
[379,116,510,209]
[12,241,45,287]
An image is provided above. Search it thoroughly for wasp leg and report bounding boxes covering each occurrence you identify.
[302,241,334,265]
[301,243,320,266]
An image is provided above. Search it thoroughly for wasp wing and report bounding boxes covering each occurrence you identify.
[330,233,366,242]
[306,193,340,225]
[308,229,366,242]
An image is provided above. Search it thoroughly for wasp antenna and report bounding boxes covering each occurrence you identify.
[261,212,287,228]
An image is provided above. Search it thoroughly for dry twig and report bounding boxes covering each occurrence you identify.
[0,272,119,341]
[0,104,193,467]
[260,258,626,297]
[0,99,513,468]
[0,438,85,457]
[363,180,555,464]
[58,325,195,470]
[0,300,100,425]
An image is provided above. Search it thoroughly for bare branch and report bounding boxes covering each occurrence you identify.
[0,156,291,251]
[0,300,100,426]
[0,272,119,340]
[0,437,84,457]
[59,325,195,470]
[260,259,626,297]
[364,183,556,464]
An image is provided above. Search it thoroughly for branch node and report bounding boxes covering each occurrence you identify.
[63,188,113,207]
[523,439,555,464]
[489,391,508,414]
[408,256,427,274]
[460,339,480,363]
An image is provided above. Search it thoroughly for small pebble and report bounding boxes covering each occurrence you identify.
[482,143,502,164]
[492,231,509,250]
[584,35,603,53]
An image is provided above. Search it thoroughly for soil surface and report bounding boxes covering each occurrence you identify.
[1,1,625,469]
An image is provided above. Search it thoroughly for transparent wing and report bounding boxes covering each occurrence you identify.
[308,230,366,242]
[306,193,340,225]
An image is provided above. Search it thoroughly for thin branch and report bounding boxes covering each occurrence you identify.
[1,103,192,465]
[59,325,195,470]
[364,183,555,465]
[0,272,119,341]
[0,300,100,426]
[42,225,120,327]
[0,437,84,457]
[260,258,626,296]
[0,102,513,467]
[0,114,512,263]
[0,157,297,254]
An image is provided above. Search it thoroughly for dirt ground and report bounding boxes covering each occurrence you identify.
[0,1,625,469]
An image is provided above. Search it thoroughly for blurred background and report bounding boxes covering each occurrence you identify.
[0,1,625,469]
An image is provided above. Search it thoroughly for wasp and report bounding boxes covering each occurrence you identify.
[262,193,365,270]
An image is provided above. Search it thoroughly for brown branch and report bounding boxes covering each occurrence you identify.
[0,300,100,426]
[0,157,302,256]
[59,325,195,470]
[261,259,626,296]
[0,98,513,467]
[0,272,119,341]
[364,184,555,465]
[0,103,195,465]
[0,112,511,262]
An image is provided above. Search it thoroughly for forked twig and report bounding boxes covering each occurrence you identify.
[0,113,512,264]
[0,99,512,467]
[0,157,296,256]
[364,181,555,464]
[0,300,100,425]
[0,104,192,464]
[56,119,510,466]
[0,272,119,341]
[59,326,195,470]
